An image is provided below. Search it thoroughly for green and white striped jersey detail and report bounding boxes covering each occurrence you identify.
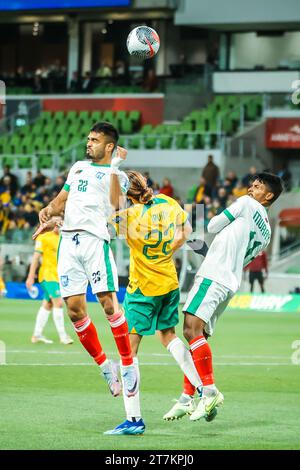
[199,195,271,292]
[62,161,129,241]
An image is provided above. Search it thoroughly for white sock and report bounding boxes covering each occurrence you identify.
[121,357,141,421]
[167,337,202,389]
[33,306,51,337]
[203,384,218,396]
[53,308,68,340]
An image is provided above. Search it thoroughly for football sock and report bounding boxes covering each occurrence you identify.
[178,393,194,404]
[122,357,141,421]
[167,337,202,389]
[189,336,214,386]
[33,306,51,337]
[73,316,106,365]
[107,312,133,366]
[52,307,68,340]
[183,373,196,396]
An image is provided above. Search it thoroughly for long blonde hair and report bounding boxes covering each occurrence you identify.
[126,170,153,204]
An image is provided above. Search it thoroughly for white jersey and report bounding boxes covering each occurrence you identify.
[199,195,271,292]
[62,161,129,240]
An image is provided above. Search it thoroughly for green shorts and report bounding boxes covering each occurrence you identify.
[41,281,61,302]
[123,287,180,336]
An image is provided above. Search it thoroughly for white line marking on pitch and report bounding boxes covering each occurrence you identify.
[1,362,294,367]
[6,350,290,360]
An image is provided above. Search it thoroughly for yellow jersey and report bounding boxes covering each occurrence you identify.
[112,194,188,296]
[34,232,60,283]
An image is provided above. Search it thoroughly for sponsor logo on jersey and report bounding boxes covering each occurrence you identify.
[96,171,105,180]
[60,275,69,287]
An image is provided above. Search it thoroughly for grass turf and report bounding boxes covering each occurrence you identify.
[0,298,299,450]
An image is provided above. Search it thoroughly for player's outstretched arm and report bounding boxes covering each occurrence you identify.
[207,212,231,234]
[208,196,247,234]
[39,189,68,224]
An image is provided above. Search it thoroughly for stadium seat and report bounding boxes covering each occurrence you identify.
[91,111,102,122]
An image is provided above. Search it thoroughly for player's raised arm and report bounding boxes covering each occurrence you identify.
[207,195,248,234]
[110,146,128,210]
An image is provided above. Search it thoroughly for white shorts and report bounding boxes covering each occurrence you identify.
[183,275,234,336]
[57,231,118,298]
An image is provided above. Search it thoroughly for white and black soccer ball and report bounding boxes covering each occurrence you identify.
[127,26,160,60]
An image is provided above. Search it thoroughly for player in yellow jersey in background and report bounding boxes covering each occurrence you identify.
[0,255,7,297]
[26,224,73,345]
[104,170,203,435]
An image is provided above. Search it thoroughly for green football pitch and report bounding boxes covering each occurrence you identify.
[0,298,299,450]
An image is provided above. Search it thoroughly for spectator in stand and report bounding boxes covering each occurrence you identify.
[0,166,19,197]
[225,171,238,192]
[33,170,47,188]
[232,181,248,198]
[115,60,126,78]
[193,177,211,204]
[51,176,65,195]
[152,182,160,195]
[277,164,292,192]
[144,172,154,188]
[69,71,81,93]
[142,69,158,93]
[202,155,219,191]
[96,62,112,79]
[242,166,257,188]
[21,172,34,195]
[245,251,268,293]
[22,203,39,230]
[215,187,228,210]
[0,177,12,206]
[82,71,93,93]
[160,178,174,198]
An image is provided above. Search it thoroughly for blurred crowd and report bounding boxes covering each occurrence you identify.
[0,165,66,241]
[143,157,281,230]
[2,61,159,94]
[0,158,289,241]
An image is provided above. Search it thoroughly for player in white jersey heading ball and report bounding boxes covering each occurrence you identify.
[38,121,138,399]
[164,172,283,422]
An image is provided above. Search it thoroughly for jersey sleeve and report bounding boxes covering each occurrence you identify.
[117,171,130,194]
[63,162,79,192]
[34,236,44,254]
[208,196,248,234]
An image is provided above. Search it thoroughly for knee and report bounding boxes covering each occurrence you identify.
[183,325,193,343]
[66,302,85,323]
[98,294,114,316]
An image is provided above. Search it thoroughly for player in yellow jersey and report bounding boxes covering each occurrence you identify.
[0,255,7,297]
[104,170,203,435]
[26,224,73,345]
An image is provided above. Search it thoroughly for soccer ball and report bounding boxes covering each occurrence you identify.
[126,26,160,59]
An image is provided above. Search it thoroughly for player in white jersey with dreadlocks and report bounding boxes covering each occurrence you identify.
[38,121,138,400]
[164,172,283,423]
